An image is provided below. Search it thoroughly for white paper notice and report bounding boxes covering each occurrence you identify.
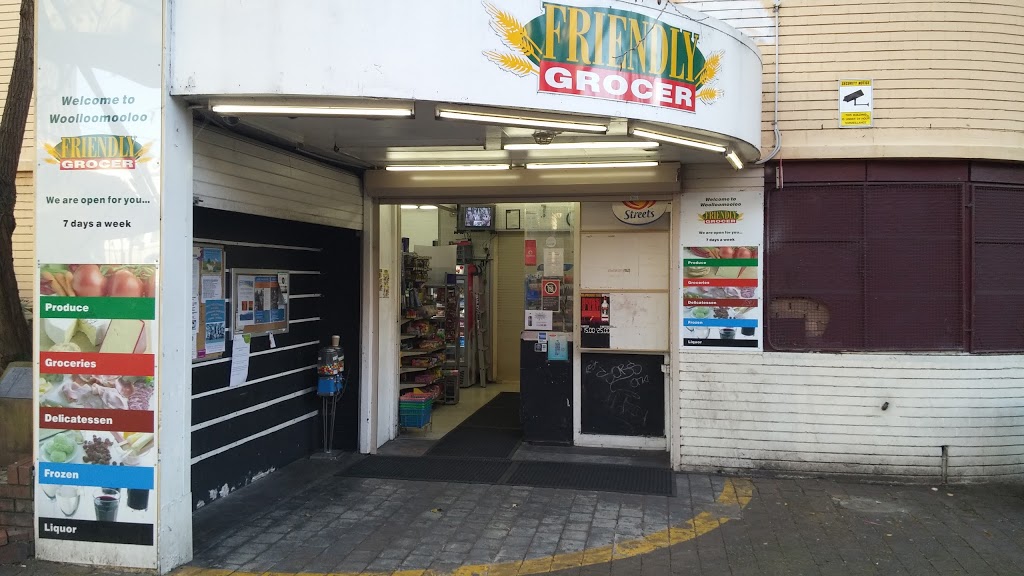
[525,310,554,330]
[236,276,255,327]
[544,248,564,278]
[201,276,222,303]
[229,335,251,387]
[269,333,277,348]
[191,297,199,360]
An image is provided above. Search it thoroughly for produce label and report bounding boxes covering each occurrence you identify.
[35,0,161,561]
[680,192,764,351]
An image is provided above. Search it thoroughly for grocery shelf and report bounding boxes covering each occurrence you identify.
[400,344,445,357]
[399,366,431,374]
[399,377,442,390]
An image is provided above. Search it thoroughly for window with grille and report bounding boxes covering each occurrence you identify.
[768,183,965,351]
[972,185,1024,352]
[768,171,1024,353]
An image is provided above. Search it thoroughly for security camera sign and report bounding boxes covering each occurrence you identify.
[839,79,873,128]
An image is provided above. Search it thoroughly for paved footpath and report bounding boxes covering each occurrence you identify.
[2,457,1023,576]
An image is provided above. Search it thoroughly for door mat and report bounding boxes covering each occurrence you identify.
[425,426,522,459]
[459,391,522,429]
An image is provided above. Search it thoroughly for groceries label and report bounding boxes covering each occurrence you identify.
[482,2,725,112]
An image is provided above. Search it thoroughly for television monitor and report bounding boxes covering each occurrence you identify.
[458,204,496,231]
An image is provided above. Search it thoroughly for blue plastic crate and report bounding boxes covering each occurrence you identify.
[399,410,431,428]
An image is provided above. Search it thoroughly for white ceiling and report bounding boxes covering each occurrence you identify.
[213,100,738,170]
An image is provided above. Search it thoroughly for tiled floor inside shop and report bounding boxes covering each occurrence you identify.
[386,380,521,443]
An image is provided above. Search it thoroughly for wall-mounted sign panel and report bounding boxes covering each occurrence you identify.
[35,0,162,568]
[580,233,669,291]
[839,79,873,128]
[680,191,764,351]
[171,0,764,153]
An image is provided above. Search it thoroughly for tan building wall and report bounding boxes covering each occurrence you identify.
[678,0,1024,162]
[0,0,34,303]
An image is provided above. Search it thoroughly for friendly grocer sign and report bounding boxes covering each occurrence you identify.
[483,2,724,112]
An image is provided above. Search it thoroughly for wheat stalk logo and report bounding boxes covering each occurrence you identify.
[695,50,725,104]
[482,2,540,76]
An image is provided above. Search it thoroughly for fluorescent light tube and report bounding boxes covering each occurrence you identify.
[418,205,438,210]
[211,104,413,117]
[525,161,659,170]
[384,164,511,172]
[400,205,419,209]
[726,151,743,170]
[629,128,726,153]
[437,109,607,133]
[503,141,659,151]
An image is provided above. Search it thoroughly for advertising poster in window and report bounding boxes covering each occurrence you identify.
[580,293,610,348]
[680,191,764,351]
[35,0,162,562]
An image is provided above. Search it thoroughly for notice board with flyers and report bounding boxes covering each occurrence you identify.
[193,244,227,361]
[232,269,290,338]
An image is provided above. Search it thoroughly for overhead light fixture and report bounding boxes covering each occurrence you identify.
[437,108,607,133]
[726,151,743,170]
[210,104,413,117]
[400,204,419,210]
[629,128,726,153]
[384,164,511,172]
[526,161,659,170]
[503,141,659,151]
[418,205,438,210]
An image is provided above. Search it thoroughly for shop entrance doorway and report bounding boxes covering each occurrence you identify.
[373,199,673,463]
[378,201,576,457]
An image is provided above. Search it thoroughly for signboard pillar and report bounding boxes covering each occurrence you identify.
[34,0,192,571]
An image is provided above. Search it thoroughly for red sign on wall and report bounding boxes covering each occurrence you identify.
[524,239,537,266]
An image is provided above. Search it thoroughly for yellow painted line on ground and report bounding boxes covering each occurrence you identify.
[176,478,754,576]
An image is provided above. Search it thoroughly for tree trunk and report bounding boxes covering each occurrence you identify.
[0,0,34,373]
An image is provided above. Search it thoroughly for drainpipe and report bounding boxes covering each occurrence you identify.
[756,0,782,165]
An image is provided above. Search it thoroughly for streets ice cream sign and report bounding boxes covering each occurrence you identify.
[44,135,152,171]
[613,201,667,225]
[483,2,724,113]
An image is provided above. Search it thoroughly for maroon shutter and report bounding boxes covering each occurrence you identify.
[972,185,1024,352]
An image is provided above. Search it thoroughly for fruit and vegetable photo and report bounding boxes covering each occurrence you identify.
[39,264,156,298]
[39,429,155,467]
[684,246,759,280]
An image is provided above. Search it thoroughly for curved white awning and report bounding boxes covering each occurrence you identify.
[172,0,763,167]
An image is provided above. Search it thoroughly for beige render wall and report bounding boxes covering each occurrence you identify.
[0,0,34,302]
[676,0,1024,162]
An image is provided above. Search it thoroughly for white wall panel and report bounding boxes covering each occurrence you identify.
[679,352,1024,483]
[193,127,362,229]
